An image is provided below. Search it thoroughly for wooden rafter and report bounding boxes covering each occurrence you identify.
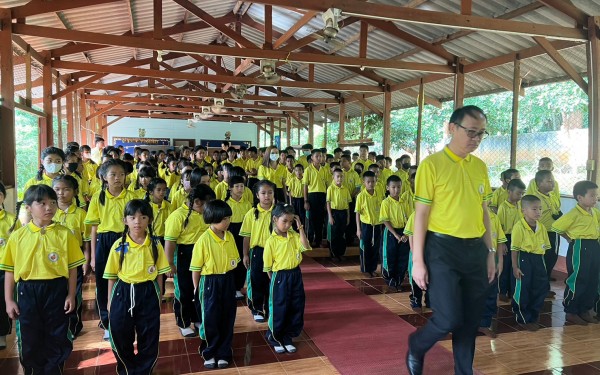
[537,0,588,27]
[274,11,318,49]
[533,36,588,92]
[11,0,123,19]
[474,70,525,96]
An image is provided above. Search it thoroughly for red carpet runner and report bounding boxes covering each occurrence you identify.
[301,257,458,375]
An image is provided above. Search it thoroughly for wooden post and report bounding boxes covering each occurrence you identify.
[264,5,272,49]
[25,46,32,107]
[0,8,16,187]
[66,91,74,142]
[78,89,87,144]
[278,118,282,147]
[42,51,54,148]
[339,102,345,144]
[416,79,424,163]
[510,57,520,168]
[323,107,328,148]
[286,116,291,147]
[256,125,260,147]
[269,119,274,145]
[308,109,314,144]
[454,58,464,109]
[56,72,63,148]
[101,116,108,140]
[297,120,300,145]
[588,17,600,183]
[383,89,392,156]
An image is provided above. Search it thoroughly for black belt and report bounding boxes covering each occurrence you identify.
[429,231,481,243]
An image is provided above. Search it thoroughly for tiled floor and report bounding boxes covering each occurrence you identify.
[1,250,599,374]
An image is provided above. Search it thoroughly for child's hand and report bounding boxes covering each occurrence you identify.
[107,301,111,312]
[496,263,503,276]
[400,235,408,243]
[64,295,75,314]
[394,234,403,243]
[168,263,177,277]
[6,300,19,320]
[243,255,250,269]
[83,262,91,276]
[356,230,361,239]
[513,267,524,279]
[293,215,302,228]
[304,201,310,211]
[90,258,96,272]
[329,216,335,225]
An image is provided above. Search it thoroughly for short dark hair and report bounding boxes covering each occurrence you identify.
[332,168,344,175]
[449,105,487,125]
[535,170,553,185]
[329,161,341,169]
[222,140,231,147]
[272,202,296,219]
[507,178,526,191]
[368,164,379,171]
[248,146,257,153]
[387,175,402,185]
[23,184,57,206]
[302,144,313,150]
[573,180,598,200]
[203,200,233,224]
[311,149,322,156]
[376,155,385,162]
[521,194,541,207]
[294,164,304,170]
[539,157,553,164]
[359,144,369,150]
[333,147,343,153]
[501,168,519,181]
[363,171,375,179]
[341,154,351,162]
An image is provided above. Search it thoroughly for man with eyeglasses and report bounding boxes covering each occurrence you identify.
[406,106,496,375]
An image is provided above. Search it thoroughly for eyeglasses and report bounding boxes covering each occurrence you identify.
[455,123,489,140]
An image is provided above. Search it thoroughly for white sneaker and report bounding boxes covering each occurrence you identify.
[274,345,285,354]
[204,358,216,369]
[103,330,110,341]
[285,344,297,353]
[194,322,201,329]
[0,335,6,349]
[218,360,229,369]
[180,327,197,337]
[235,291,244,299]
[253,314,266,323]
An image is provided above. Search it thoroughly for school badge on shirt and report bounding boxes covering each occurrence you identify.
[0,238,5,247]
[48,252,59,263]
[479,184,484,194]
[230,259,236,267]
[147,265,156,274]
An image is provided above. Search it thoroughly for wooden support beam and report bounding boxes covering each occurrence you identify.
[510,57,520,168]
[103,115,124,129]
[87,103,119,121]
[42,52,54,148]
[416,79,424,163]
[286,117,292,147]
[25,46,32,106]
[52,73,107,100]
[0,8,16,186]
[461,0,472,15]
[308,110,314,144]
[12,0,123,19]
[66,91,74,141]
[475,70,525,96]
[533,36,588,93]
[401,88,442,109]
[56,72,63,148]
[338,102,345,143]
[588,16,600,183]
[359,21,368,58]
[78,89,87,143]
[323,109,328,148]
[269,119,275,145]
[13,24,454,74]
[383,90,391,156]
[250,0,587,41]
[454,59,464,109]
[274,11,317,49]
[350,93,383,116]
[537,0,588,27]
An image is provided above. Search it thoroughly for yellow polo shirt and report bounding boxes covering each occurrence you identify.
[490,186,508,209]
[85,188,135,233]
[342,169,361,195]
[415,146,492,238]
[68,172,90,205]
[233,158,247,170]
[510,218,551,255]
[54,202,90,247]
[164,171,180,190]
[170,188,189,210]
[527,178,561,198]
[352,158,372,172]
[551,204,600,240]
[380,168,393,185]
[286,175,304,199]
[404,212,415,236]
[0,210,19,252]
[380,196,409,229]
[489,210,507,249]
[190,229,240,275]
[103,234,170,283]
[326,184,352,210]
[226,196,253,223]
[150,200,172,238]
[497,200,522,234]
[263,230,311,272]
[0,222,85,281]
[82,160,98,183]
[164,204,208,245]
[297,155,310,169]
[258,165,286,188]
[239,205,273,248]
[215,181,228,200]
[246,157,262,175]
[355,189,383,225]
[401,189,415,215]
[302,164,329,193]
[533,189,561,231]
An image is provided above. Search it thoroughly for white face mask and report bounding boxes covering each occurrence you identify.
[303,150,311,156]
[183,180,191,190]
[44,162,62,174]
[270,154,279,161]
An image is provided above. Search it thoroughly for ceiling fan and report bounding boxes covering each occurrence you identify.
[198,106,214,120]
[230,84,248,100]
[254,59,281,85]
[322,8,342,43]
[211,98,228,114]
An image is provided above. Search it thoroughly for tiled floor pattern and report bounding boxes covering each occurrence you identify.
[313,254,600,375]
[1,250,599,374]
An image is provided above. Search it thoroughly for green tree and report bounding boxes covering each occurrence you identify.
[15,110,40,194]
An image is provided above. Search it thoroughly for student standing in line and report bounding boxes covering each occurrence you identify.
[303,149,329,248]
[489,168,520,213]
[1,185,84,374]
[263,203,311,354]
[240,180,276,322]
[326,169,352,262]
[105,200,170,375]
[355,171,384,278]
[191,200,240,369]
[85,159,135,340]
[552,181,600,325]
[286,164,305,226]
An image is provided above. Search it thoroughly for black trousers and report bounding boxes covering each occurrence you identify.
[346,200,357,246]
[96,231,121,329]
[498,234,512,297]
[408,253,428,308]
[563,239,600,314]
[229,223,247,291]
[0,271,11,336]
[291,197,305,229]
[381,227,410,287]
[266,268,305,347]
[480,277,499,328]
[512,251,549,324]
[109,280,161,375]
[544,231,559,280]
[69,266,84,337]
[247,177,258,192]
[359,222,381,273]
[409,233,488,375]
[275,188,285,204]
[328,209,347,258]
[197,273,236,361]
[247,247,270,317]
[174,244,199,328]
[17,278,72,375]
[307,192,326,245]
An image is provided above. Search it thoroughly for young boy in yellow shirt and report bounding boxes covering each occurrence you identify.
[355,171,384,277]
[326,169,352,262]
[490,168,520,213]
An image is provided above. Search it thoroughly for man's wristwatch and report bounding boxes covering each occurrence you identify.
[489,248,497,253]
